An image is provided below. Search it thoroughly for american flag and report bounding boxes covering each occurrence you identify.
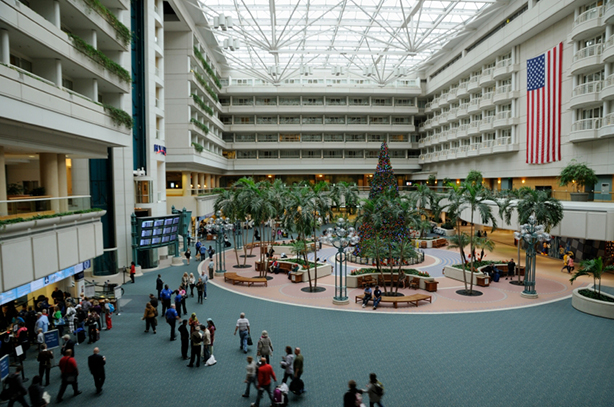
[526,43,562,164]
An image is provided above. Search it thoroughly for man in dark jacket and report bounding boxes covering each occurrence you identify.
[187,325,203,368]
[343,380,363,407]
[156,275,164,300]
[178,320,190,360]
[61,334,75,357]
[88,347,106,394]
[7,365,29,407]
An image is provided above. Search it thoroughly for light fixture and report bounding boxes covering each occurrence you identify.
[456,179,460,184]
[331,66,345,76]
[522,179,525,184]
[434,180,438,185]
[363,67,375,77]
[267,175,272,178]
[498,179,501,184]
[223,38,241,51]
[300,65,313,76]
[393,67,408,77]
[213,14,233,31]
[268,66,280,76]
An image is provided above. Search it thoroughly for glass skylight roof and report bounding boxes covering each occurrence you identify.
[195,0,495,84]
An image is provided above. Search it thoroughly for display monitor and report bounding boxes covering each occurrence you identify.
[170,234,177,241]
[152,237,161,244]
[163,227,172,234]
[141,229,153,237]
[161,236,170,243]
[173,217,180,224]
[142,220,154,228]
[140,239,151,246]
[153,228,162,236]
[164,218,173,226]
[154,219,164,227]
[171,226,178,233]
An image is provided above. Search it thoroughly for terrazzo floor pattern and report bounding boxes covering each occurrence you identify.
[18,259,614,407]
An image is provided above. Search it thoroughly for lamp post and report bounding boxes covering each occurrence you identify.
[514,215,550,299]
[320,218,359,305]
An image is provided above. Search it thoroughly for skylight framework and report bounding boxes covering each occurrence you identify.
[195,0,496,85]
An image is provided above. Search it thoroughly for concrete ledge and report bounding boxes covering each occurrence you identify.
[444,265,485,286]
[571,287,614,319]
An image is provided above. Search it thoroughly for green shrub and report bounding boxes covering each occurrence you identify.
[68,33,131,83]
[103,104,133,128]
[190,118,209,133]
[191,94,213,116]
[193,47,222,89]
[83,0,131,46]
[0,208,104,228]
[192,142,204,153]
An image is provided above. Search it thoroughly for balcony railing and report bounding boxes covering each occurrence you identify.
[496,58,512,68]
[574,6,603,26]
[497,84,512,94]
[573,44,603,62]
[573,80,602,96]
[0,195,91,217]
[572,117,602,131]
[497,110,512,120]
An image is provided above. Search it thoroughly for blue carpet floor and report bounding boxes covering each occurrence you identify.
[20,260,614,407]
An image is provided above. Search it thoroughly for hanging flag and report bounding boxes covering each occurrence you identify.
[526,42,562,164]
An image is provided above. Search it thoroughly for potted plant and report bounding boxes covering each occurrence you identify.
[570,257,614,319]
[559,160,598,201]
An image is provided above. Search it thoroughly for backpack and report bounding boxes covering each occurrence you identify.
[374,381,384,397]
[108,303,115,313]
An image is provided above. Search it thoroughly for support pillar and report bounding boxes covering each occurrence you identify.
[57,154,68,212]
[0,29,9,65]
[205,174,211,190]
[191,172,197,195]
[199,173,205,193]
[182,172,190,197]
[0,147,7,216]
[39,153,59,212]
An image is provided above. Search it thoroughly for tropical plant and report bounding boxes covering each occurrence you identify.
[466,170,483,186]
[559,160,598,193]
[330,182,359,215]
[7,183,24,196]
[444,182,498,295]
[427,174,437,186]
[214,189,241,266]
[570,257,606,298]
[517,189,563,232]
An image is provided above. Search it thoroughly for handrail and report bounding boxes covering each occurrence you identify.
[0,195,91,204]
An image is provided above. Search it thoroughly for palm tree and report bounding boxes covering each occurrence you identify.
[570,257,605,297]
[448,231,471,265]
[214,189,241,266]
[444,182,498,295]
[306,181,332,290]
[330,181,359,215]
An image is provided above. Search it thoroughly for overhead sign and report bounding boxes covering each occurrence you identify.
[137,215,180,249]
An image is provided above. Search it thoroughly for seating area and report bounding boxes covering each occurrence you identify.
[223,272,268,287]
[355,293,432,309]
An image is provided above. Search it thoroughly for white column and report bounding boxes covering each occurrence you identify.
[52,0,61,28]
[57,154,68,212]
[199,173,205,191]
[191,172,197,195]
[39,153,59,212]
[54,59,62,86]
[0,147,7,216]
[205,174,211,189]
[0,30,9,65]
[182,172,190,197]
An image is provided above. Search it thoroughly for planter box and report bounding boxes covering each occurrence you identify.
[292,263,332,280]
[571,287,614,319]
[444,265,485,285]
[415,238,447,248]
[347,272,435,289]
[570,193,590,202]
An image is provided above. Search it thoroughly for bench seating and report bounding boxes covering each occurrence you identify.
[355,293,432,309]
[223,272,268,287]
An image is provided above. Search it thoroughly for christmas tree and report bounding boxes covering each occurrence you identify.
[354,143,409,256]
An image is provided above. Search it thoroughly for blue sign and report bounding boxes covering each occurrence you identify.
[44,329,60,350]
[0,355,9,381]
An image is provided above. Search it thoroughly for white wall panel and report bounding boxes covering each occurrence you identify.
[32,232,59,279]
[57,228,79,269]
[77,224,96,261]
[1,237,33,291]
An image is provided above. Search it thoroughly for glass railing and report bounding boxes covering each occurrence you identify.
[573,44,602,61]
[572,118,602,131]
[496,84,512,93]
[0,195,91,218]
[495,137,511,146]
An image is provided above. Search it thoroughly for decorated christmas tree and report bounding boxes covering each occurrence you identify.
[354,143,409,256]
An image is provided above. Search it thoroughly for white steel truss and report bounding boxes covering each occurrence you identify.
[195,0,497,84]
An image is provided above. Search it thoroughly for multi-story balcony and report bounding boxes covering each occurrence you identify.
[456,145,469,158]
[467,76,481,93]
[457,124,469,138]
[570,117,601,142]
[467,121,481,136]
[479,92,494,109]
[602,35,614,63]
[447,128,458,141]
[468,98,482,114]
[493,85,520,104]
[457,103,469,118]
[439,93,450,107]
[493,111,519,128]
[467,143,480,157]
[479,116,495,132]
[479,68,495,86]
[599,113,614,139]
[605,0,614,24]
[570,81,602,109]
[447,89,458,103]
[570,44,603,75]
[456,82,469,98]
[493,59,520,80]
[491,137,519,154]
[570,6,604,42]
[431,96,440,110]
[424,102,432,114]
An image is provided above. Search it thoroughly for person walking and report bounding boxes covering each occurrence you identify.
[202,323,211,364]
[189,273,196,297]
[187,325,203,368]
[561,252,569,273]
[87,347,106,394]
[148,294,159,313]
[185,248,191,265]
[201,270,209,299]
[242,356,258,398]
[60,334,75,358]
[207,261,214,280]
[160,285,172,316]
[37,344,53,386]
[6,365,30,407]
[165,304,180,341]
[199,245,207,263]
[234,312,251,353]
[567,255,575,274]
[178,320,189,360]
[129,261,136,284]
[281,346,294,384]
[256,330,273,364]
[506,258,516,280]
[142,302,157,334]
[56,349,82,402]
[103,300,113,330]
[293,348,304,380]
[196,278,204,304]
[343,380,363,407]
[27,376,46,407]
[363,373,385,407]
[181,272,190,290]
[156,275,164,300]
[208,245,214,260]
[251,357,277,407]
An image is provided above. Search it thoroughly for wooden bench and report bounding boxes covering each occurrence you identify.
[355,293,432,309]
[432,238,447,248]
[223,272,268,287]
[377,274,409,288]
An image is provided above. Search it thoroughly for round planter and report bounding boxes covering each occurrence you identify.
[571,287,614,319]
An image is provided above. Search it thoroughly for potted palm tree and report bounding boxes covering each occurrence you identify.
[559,160,598,201]
[570,257,614,319]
